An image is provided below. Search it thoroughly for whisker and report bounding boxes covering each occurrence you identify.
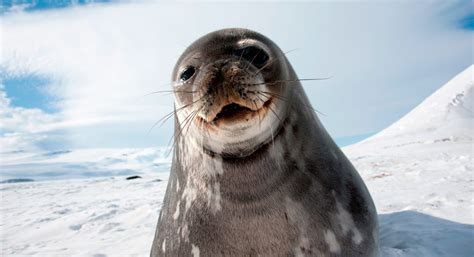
[297,78,331,81]
[249,77,331,87]
[167,108,198,152]
[148,96,204,134]
[183,106,203,139]
[252,56,278,76]
[177,107,203,149]
[255,91,290,102]
[144,90,197,97]
[253,93,281,123]
[251,48,297,77]
[245,48,263,71]
[252,99,262,129]
[237,37,249,62]
[283,48,299,55]
[258,91,326,116]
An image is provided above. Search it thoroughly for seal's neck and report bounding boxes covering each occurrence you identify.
[173,85,336,194]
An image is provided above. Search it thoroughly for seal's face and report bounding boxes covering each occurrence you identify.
[172,29,292,157]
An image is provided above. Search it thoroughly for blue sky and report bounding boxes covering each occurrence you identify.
[3,74,56,112]
[0,0,472,154]
[0,0,112,13]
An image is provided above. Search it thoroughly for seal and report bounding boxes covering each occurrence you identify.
[151,28,378,257]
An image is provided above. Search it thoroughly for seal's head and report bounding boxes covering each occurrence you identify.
[172,28,293,157]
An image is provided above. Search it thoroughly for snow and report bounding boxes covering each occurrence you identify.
[344,65,474,257]
[0,147,171,181]
[1,174,169,256]
[1,66,473,256]
[363,64,473,146]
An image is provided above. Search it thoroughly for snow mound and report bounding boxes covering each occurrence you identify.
[366,65,473,146]
[344,65,474,257]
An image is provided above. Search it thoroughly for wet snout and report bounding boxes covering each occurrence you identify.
[197,61,271,126]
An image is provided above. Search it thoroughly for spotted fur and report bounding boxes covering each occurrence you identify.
[151,28,378,257]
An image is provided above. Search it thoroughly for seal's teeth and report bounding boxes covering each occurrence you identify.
[200,113,217,123]
[197,113,208,122]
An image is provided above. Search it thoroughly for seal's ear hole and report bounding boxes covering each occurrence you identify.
[234,46,269,69]
[180,66,196,82]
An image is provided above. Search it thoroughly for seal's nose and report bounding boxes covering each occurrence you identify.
[196,58,270,124]
[200,61,246,96]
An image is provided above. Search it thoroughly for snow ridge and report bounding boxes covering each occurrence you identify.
[344,66,473,256]
[367,65,473,144]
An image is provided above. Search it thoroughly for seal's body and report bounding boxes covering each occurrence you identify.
[151,28,378,257]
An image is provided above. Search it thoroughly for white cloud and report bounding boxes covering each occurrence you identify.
[0,90,60,133]
[0,1,471,150]
[0,132,45,153]
[0,87,64,153]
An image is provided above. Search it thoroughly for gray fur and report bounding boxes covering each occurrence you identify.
[151,28,378,257]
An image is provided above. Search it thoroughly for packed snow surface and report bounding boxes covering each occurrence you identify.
[344,65,474,256]
[1,66,473,256]
[1,174,169,256]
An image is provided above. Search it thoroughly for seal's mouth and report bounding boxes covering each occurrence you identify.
[214,103,253,122]
[197,98,273,128]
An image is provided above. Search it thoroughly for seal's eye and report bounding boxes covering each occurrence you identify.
[234,46,269,69]
[180,66,196,81]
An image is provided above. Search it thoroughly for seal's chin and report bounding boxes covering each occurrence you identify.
[198,98,273,129]
[191,97,280,157]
